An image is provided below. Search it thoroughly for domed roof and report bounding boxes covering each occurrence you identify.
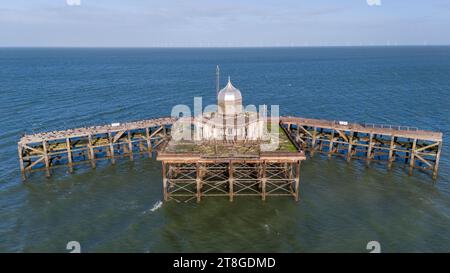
[218,77,242,103]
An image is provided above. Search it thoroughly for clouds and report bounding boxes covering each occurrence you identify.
[366,0,382,6]
[0,0,449,47]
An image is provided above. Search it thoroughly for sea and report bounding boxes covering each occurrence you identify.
[0,47,449,252]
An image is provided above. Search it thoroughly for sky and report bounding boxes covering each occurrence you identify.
[0,0,449,47]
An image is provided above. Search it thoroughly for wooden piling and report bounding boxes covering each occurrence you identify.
[42,140,51,177]
[127,130,133,161]
[66,138,73,173]
[328,129,335,158]
[409,138,417,175]
[261,161,267,201]
[433,142,442,180]
[388,135,395,169]
[108,132,115,165]
[138,141,143,153]
[196,162,201,202]
[346,132,353,162]
[295,160,301,201]
[311,127,317,157]
[145,127,152,157]
[18,144,26,180]
[229,160,234,202]
[366,133,373,165]
[87,135,96,169]
[162,162,168,201]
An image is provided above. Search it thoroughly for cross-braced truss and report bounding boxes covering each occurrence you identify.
[18,124,170,179]
[281,120,443,179]
[161,160,301,203]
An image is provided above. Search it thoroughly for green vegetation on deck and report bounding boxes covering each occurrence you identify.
[165,123,298,155]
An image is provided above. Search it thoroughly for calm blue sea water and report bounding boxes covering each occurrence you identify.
[0,47,449,252]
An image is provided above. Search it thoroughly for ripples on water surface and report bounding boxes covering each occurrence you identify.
[0,47,449,252]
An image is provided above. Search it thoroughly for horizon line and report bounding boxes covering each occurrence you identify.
[1,44,450,49]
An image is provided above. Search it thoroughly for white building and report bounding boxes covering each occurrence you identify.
[195,77,265,142]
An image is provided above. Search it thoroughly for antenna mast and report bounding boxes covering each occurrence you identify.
[216,65,220,96]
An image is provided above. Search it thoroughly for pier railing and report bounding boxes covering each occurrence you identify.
[362,122,418,131]
[326,120,419,132]
[282,114,422,132]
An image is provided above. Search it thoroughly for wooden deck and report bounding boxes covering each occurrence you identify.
[280,116,442,142]
[19,117,176,144]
